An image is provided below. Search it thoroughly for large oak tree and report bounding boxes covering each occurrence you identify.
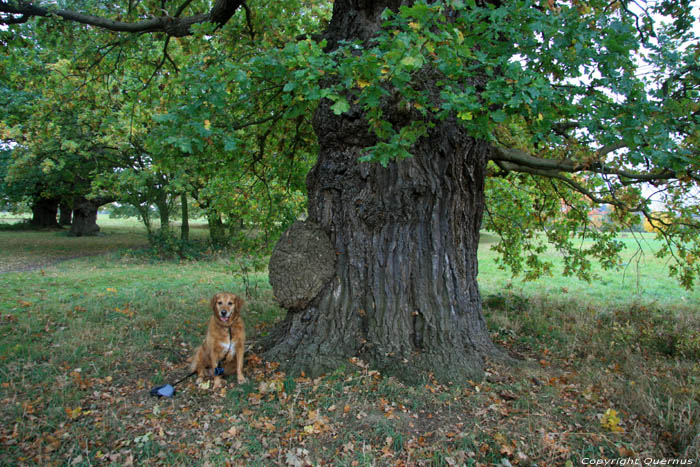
[2,0,698,381]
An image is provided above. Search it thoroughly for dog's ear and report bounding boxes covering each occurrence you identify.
[234,295,245,313]
[210,293,220,312]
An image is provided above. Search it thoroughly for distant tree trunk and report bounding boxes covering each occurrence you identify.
[208,213,229,248]
[181,192,190,242]
[158,206,170,235]
[154,191,171,236]
[30,196,59,228]
[264,0,505,383]
[70,197,101,236]
[58,201,72,226]
[138,204,154,238]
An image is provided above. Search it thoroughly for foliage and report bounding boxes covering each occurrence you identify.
[140,7,322,248]
[0,0,322,249]
[643,211,674,233]
[299,0,700,286]
[1,0,699,283]
[146,228,209,260]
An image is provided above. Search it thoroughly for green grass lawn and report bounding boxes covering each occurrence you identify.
[0,214,210,273]
[0,219,698,465]
[478,231,700,309]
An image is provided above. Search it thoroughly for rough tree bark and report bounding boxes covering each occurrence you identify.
[30,196,59,228]
[154,192,171,236]
[264,0,504,383]
[69,196,103,236]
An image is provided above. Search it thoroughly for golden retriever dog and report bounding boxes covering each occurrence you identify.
[190,292,246,388]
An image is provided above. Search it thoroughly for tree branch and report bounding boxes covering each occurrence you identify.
[0,0,246,37]
[174,0,195,18]
[492,146,577,171]
[240,1,255,40]
[596,141,627,157]
[139,35,174,91]
[551,120,579,137]
[490,145,680,184]
[494,159,678,235]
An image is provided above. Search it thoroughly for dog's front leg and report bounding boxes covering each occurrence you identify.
[191,347,211,380]
[235,340,246,384]
[208,349,221,386]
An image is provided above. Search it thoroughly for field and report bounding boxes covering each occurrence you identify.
[0,218,698,465]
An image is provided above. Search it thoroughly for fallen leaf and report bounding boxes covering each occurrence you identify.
[222,426,238,439]
[45,434,61,452]
[601,408,624,432]
[65,407,82,420]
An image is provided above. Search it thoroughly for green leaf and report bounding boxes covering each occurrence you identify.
[458,111,473,121]
[223,137,237,151]
[491,110,507,123]
[330,97,350,115]
[400,55,424,69]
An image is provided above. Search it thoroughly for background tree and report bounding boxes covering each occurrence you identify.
[1,0,698,382]
[0,18,124,234]
[0,30,60,227]
[142,18,317,249]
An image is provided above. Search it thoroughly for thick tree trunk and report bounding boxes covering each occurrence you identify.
[264,0,503,383]
[69,197,101,236]
[30,197,59,228]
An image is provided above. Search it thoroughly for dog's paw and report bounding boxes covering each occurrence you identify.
[237,375,247,384]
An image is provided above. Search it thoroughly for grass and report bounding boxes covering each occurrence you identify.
[0,225,147,274]
[0,214,211,273]
[477,231,700,308]
[0,218,698,465]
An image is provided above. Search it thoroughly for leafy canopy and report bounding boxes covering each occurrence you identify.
[0,0,698,284]
[296,0,700,286]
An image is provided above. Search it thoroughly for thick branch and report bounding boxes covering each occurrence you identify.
[491,145,680,184]
[493,159,642,211]
[492,146,577,172]
[492,145,700,235]
[0,0,245,37]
